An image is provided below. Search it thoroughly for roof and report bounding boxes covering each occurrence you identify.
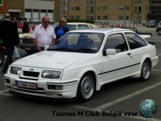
[69,28,134,34]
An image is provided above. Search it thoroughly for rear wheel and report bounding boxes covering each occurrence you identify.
[139,60,151,81]
[77,73,95,101]
[0,51,4,66]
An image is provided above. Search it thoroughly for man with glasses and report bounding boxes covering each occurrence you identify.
[32,16,56,52]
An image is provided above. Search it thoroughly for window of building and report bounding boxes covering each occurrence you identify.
[103,6,108,11]
[75,6,80,10]
[33,9,39,22]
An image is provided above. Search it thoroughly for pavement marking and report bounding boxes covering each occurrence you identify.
[153,69,161,72]
[96,81,161,110]
[127,116,161,121]
[0,89,13,97]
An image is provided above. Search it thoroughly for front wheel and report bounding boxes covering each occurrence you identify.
[139,60,151,81]
[77,73,95,101]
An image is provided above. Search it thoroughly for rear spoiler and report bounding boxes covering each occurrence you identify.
[120,27,152,39]
[138,32,152,39]
[148,42,155,45]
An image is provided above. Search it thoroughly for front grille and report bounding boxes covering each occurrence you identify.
[23,71,39,77]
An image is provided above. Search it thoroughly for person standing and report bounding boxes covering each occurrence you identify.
[22,18,29,33]
[32,16,56,52]
[54,18,69,42]
[0,13,19,73]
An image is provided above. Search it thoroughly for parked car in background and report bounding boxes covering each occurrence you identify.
[20,22,98,54]
[146,20,158,28]
[4,28,158,101]
[156,21,161,35]
[53,22,98,30]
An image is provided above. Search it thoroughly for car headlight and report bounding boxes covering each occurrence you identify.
[10,66,22,75]
[42,70,61,79]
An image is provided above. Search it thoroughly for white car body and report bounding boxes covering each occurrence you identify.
[4,28,158,101]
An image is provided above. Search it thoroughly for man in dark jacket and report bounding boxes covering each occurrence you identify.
[0,13,19,73]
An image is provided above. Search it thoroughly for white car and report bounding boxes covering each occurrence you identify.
[4,28,158,101]
[53,22,98,31]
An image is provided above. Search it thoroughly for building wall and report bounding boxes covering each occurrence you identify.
[55,0,151,24]
[54,0,60,22]
[0,0,8,19]
[7,0,24,18]
[24,0,54,23]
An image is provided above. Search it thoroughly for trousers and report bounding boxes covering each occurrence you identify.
[3,46,14,73]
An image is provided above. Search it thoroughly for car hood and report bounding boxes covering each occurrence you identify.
[13,51,92,69]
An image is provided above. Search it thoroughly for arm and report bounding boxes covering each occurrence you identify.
[33,38,41,51]
[32,27,41,51]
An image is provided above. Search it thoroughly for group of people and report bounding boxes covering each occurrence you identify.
[0,13,69,73]
[33,16,69,51]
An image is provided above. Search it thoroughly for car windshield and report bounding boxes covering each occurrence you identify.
[67,25,77,31]
[48,32,104,53]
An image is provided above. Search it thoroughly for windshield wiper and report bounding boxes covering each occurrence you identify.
[48,47,74,51]
[76,48,97,53]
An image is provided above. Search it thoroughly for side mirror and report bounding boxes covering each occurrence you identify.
[106,49,116,55]
[44,45,49,50]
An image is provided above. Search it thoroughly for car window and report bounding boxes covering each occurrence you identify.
[77,25,89,30]
[67,25,77,31]
[125,33,147,50]
[104,33,128,53]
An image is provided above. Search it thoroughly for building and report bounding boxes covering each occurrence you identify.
[148,0,161,21]
[24,0,54,23]
[0,0,54,23]
[7,0,24,18]
[0,0,7,19]
[55,0,151,24]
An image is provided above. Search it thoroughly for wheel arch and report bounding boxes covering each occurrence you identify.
[78,68,102,91]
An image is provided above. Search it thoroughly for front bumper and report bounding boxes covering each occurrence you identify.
[4,74,79,99]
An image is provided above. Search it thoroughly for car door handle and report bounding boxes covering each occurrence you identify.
[127,53,131,56]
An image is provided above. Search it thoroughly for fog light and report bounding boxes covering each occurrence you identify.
[47,85,63,90]
[6,79,10,84]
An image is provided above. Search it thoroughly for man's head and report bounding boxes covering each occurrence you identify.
[4,13,11,20]
[42,16,50,28]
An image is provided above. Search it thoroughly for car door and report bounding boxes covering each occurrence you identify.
[124,32,149,72]
[101,33,134,83]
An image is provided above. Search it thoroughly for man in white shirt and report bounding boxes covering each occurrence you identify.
[32,16,56,52]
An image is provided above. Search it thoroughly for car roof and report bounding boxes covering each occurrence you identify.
[67,22,95,25]
[69,28,134,34]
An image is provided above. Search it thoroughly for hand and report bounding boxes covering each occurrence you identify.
[37,46,41,52]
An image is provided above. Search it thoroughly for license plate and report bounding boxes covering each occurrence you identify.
[16,81,37,89]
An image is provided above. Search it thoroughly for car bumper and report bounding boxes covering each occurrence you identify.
[4,74,79,99]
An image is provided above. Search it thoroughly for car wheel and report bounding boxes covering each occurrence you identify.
[139,60,151,81]
[0,51,4,66]
[157,30,161,35]
[77,73,95,101]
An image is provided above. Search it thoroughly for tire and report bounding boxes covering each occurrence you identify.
[157,30,161,35]
[139,60,151,81]
[77,73,95,101]
[0,51,4,66]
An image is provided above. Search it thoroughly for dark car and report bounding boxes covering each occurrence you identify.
[146,20,158,28]
[156,21,161,35]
